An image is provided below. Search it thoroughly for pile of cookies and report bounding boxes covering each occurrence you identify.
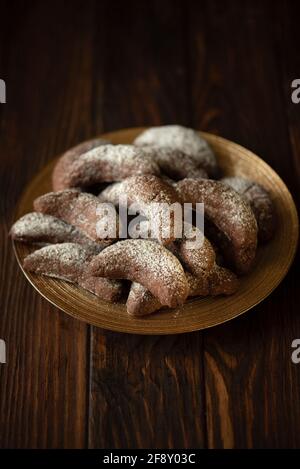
[11,126,275,316]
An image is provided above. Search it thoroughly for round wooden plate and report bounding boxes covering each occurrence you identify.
[13,128,298,334]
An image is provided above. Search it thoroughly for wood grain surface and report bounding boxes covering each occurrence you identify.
[0,0,299,449]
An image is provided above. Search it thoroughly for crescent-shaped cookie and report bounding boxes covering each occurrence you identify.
[52,138,110,191]
[134,125,218,177]
[175,179,258,273]
[221,177,275,242]
[23,243,123,302]
[87,239,189,307]
[10,212,104,250]
[169,224,216,277]
[127,266,238,316]
[99,175,181,244]
[52,144,160,191]
[141,146,208,180]
[34,189,119,244]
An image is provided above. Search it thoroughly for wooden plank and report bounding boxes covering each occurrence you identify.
[88,0,207,449]
[0,1,96,448]
[90,332,205,448]
[187,0,300,448]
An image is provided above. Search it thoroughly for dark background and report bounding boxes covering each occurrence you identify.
[0,0,300,449]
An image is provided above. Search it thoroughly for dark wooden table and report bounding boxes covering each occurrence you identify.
[0,0,299,449]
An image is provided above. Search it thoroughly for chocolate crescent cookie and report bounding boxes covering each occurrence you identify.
[169,224,216,277]
[52,138,110,191]
[221,177,275,242]
[134,125,218,177]
[87,239,189,307]
[52,144,160,191]
[127,266,238,316]
[175,179,258,273]
[10,212,104,250]
[23,243,123,302]
[99,175,181,245]
[141,146,208,180]
[34,189,119,244]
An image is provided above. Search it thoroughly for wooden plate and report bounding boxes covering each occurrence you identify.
[13,128,299,334]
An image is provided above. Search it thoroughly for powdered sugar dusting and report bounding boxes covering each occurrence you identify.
[221,176,275,242]
[103,239,185,283]
[134,125,217,174]
[24,242,92,281]
[34,189,117,244]
[34,242,92,264]
[91,239,189,306]
[221,176,254,194]
[67,144,160,186]
[176,179,257,239]
[141,146,208,180]
[11,212,73,239]
[10,212,102,249]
